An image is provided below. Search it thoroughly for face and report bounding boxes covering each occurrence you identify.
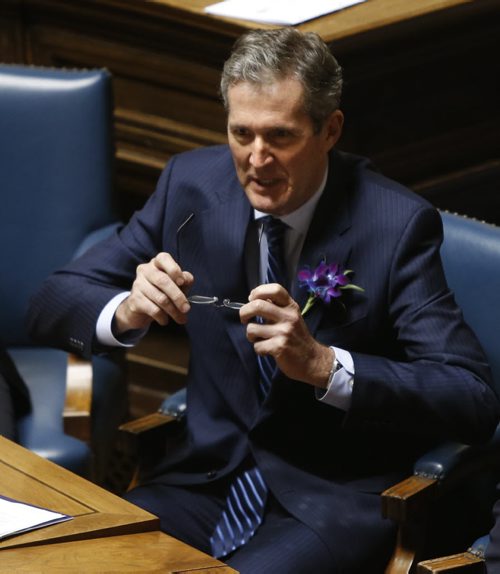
[227,77,343,216]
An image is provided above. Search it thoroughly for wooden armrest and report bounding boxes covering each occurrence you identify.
[417,552,485,573]
[64,353,93,442]
[382,475,439,522]
[119,412,177,435]
[118,412,181,492]
[383,475,439,574]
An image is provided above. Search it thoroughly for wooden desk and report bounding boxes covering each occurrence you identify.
[0,436,159,550]
[0,438,236,572]
[0,531,237,573]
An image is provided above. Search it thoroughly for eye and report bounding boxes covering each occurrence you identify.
[272,128,290,138]
[268,128,296,144]
[230,126,252,142]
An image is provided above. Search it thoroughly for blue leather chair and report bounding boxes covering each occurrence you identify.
[0,64,126,479]
[383,212,500,573]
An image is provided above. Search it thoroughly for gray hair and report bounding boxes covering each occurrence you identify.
[220,28,343,133]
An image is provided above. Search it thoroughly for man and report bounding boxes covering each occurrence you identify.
[27,28,499,573]
[0,343,31,441]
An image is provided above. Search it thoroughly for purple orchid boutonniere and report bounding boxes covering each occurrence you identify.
[297,261,364,316]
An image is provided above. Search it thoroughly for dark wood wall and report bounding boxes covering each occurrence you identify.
[2,0,498,224]
[1,0,499,414]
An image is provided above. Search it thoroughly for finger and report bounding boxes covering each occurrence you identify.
[246,317,294,347]
[134,262,191,322]
[126,289,171,326]
[139,259,191,311]
[181,271,194,292]
[150,253,194,290]
[239,298,279,325]
[134,275,190,325]
[251,332,288,360]
[246,320,274,343]
[153,252,188,287]
[153,258,195,310]
[252,338,279,357]
[241,293,300,326]
[249,283,290,305]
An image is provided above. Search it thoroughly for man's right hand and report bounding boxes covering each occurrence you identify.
[114,252,194,335]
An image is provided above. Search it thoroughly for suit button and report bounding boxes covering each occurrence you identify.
[206,470,217,479]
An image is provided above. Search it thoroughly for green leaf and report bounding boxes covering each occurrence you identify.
[341,284,365,292]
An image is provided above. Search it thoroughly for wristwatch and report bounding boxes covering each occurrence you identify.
[327,355,343,389]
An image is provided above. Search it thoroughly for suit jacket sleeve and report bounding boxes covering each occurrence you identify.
[26,158,176,358]
[339,206,498,444]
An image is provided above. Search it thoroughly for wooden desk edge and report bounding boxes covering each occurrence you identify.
[0,437,160,549]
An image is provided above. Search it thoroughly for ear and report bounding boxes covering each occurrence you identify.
[324,109,344,150]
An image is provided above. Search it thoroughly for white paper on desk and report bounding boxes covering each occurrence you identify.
[0,495,73,540]
[204,0,367,26]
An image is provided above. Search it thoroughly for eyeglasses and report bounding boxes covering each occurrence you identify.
[188,295,245,310]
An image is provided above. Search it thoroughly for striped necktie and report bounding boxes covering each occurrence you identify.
[258,216,288,396]
[261,215,287,286]
[209,216,288,558]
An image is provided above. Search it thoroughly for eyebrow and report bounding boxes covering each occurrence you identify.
[228,123,300,135]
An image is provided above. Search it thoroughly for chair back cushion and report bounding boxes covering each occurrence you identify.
[440,211,500,394]
[0,65,115,344]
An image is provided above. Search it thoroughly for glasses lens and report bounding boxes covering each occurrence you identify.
[223,299,245,310]
[188,295,219,305]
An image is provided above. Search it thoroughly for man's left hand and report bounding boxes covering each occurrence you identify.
[240,283,334,389]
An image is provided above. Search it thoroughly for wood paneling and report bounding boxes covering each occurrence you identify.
[126,327,189,417]
[1,0,498,221]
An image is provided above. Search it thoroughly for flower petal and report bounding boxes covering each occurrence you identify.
[298,259,363,312]
[297,268,312,282]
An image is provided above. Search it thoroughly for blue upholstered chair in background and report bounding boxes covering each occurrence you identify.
[0,64,126,481]
[383,212,500,574]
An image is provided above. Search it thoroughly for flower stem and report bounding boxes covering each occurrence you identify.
[301,295,317,316]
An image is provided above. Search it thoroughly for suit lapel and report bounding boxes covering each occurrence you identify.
[201,196,253,298]
[181,188,262,421]
[292,150,354,336]
[178,189,253,301]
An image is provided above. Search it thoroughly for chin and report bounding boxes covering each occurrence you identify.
[245,187,289,215]
[247,197,282,215]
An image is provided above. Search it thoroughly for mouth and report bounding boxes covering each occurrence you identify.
[248,176,283,190]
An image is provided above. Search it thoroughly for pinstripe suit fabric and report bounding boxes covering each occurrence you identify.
[27,147,498,572]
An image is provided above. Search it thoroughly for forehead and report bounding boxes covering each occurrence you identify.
[227,78,309,125]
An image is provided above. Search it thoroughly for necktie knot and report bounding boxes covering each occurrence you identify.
[262,215,286,245]
[261,214,286,231]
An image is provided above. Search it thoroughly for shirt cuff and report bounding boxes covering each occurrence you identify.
[95,291,146,347]
[316,346,354,411]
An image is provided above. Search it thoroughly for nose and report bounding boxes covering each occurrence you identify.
[249,137,273,169]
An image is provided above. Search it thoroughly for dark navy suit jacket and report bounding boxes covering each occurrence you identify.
[28,147,499,566]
